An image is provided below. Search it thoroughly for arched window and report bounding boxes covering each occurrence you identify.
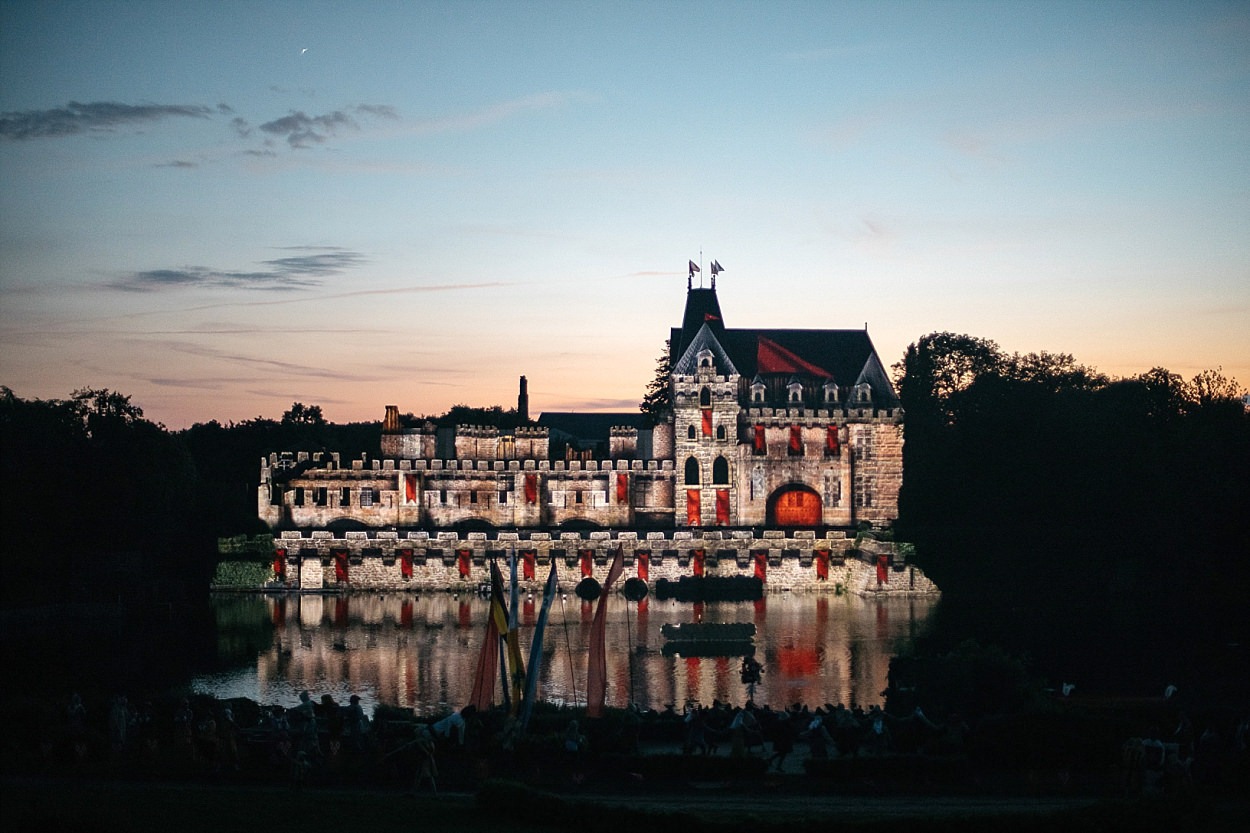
[687,424,696,439]
[699,387,712,407]
[716,424,726,440]
[684,456,700,485]
[712,456,729,485]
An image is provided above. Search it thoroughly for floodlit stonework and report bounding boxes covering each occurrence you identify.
[255,282,929,594]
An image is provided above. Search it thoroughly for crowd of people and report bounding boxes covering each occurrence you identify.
[7,686,1248,799]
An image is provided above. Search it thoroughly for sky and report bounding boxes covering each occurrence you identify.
[1,0,1247,428]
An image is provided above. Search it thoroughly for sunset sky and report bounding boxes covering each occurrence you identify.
[2,0,1247,428]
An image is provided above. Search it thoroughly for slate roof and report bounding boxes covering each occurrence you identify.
[536,412,648,443]
[670,288,900,406]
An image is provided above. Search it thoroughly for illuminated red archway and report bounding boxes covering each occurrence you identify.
[767,485,822,526]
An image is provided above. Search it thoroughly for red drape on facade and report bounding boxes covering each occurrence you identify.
[715,488,729,525]
[616,472,628,503]
[637,551,649,582]
[457,549,471,578]
[405,474,417,503]
[815,549,829,580]
[701,408,713,436]
[789,424,802,453]
[399,548,414,579]
[826,425,839,454]
[400,600,413,628]
[753,552,767,581]
[524,473,538,504]
[876,554,889,585]
[579,549,594,578]
[522,549,536,581]
[333,550,349,584]
[753,424,765,452]
[686,489,701,526]
[273,549,286,580]
[692,548,705,577]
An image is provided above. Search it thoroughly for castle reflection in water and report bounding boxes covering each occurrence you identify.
[194,592,937,717]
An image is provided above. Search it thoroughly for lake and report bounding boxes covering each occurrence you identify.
[190,590,938,716]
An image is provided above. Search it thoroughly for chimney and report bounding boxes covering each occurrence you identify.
[518,375,529,423]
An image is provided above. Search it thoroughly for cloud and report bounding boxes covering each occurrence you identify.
[404,92,580,136]
[109,247,365,292]
[155,160,198,169]
[0,101,213,140]
[258,104,397,148]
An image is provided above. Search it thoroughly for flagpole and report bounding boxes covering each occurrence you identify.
[559,589,579,708]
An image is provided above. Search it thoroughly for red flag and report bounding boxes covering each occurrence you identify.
[715,488,729,525]
[701,408,712,436]
[616,472,629,503]
[522,549,536,581]
[524,473,538,504]
[637,550,649,582]
[753,424,765,452]
[586,546,624,718]
[692,548,705,577]
[686,489,701,526]
[404,473,417,503]
[579,548,593,578]
[688,259,700,273]
[469,579,503,711]
[789,424,802,453]
[827,425,840,454]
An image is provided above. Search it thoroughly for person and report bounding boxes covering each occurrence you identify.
[292,690,320,758]
[766,711,796,771]
[412,726,438,794]
[563,719,585,754]
[321,694,344,756]
[432,706,468,746]
[345,694,369,750]
[683,704,710,755]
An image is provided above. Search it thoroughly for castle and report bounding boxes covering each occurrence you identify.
[257,280,923,593]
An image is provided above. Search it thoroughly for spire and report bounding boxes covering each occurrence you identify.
[677,284,725,358]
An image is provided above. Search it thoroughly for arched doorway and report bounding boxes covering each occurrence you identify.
[767,484,822,526]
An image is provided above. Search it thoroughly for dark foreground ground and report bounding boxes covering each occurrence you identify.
[4,775,1249,833]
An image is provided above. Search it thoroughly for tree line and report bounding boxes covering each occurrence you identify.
[891,334,1249,696]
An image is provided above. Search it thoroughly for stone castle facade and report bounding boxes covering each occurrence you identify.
[259,283,904,537]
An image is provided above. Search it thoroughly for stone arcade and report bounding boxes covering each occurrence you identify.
[259,280,934,595]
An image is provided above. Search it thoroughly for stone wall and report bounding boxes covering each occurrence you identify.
[263,527,939,596]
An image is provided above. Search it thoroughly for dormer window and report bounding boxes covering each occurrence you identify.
[787,380,804,404]
[697,349,715,371]
[853,383,872,405]
[823,380,840,405]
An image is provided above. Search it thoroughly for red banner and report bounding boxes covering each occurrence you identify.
[702,408,713,436]
[405,473,418,503]
[457,549,471,578]
[686,489,701,526]
[753,551,767,582]
[692,548,705,577]
[524,473,538,504]
[399,548,414,579]
[789,424,802,453]
[876,554,889,585]
[522,549,536,581]
[616,472,628,503]
[826,425,839,455]
[579,549,594,578]
[815,549,829,580]
[753,424,765,452]
[637,551,649,582]
[273,549,286,580]
[333,549,349,584]
[715,488,729,525]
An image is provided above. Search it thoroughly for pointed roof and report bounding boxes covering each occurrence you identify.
[668,285,900,406]
[672,322,738,376]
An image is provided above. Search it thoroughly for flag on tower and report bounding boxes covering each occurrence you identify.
[711,260,723,275]
[688,260,700,277]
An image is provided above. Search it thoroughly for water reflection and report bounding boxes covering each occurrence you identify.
[194,591,937,717]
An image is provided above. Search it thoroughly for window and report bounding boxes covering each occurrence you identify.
[688,425,696,439]
[712,456,729,485]
[499,490,508,504]
[360,487,374,507]
[294,487,305,506]
[470,490,478,504]
[270,485,284,506]
[440,489,448,504]
[699,387,712,407]
[340,487,351,506]
[315,487,328,506]
[684,456,700,485]
[716,424,726,440]
[575,490,583,504]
